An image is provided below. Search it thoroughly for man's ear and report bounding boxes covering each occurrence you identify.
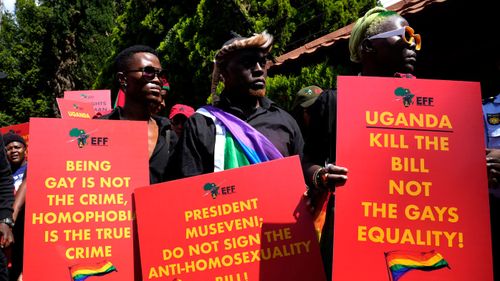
[361,38,375,55]
[117,72,127,89]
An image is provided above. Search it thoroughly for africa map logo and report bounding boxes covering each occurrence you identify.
[69,128,90,148]
[68,128,103,148]
[79,93,94,99]
[201,182,236,199]
[394,87,415,107]
[203,182,219,199]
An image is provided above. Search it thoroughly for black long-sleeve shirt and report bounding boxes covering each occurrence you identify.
[168,94,304,179]
[0,133,14,220]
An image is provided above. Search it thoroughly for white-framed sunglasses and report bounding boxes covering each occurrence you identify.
[368,26,421,51]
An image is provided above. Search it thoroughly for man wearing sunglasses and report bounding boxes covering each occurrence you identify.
[302,7,421,280]
[100,45,177,184]
[352,8,420,77]
[168,31,303,179]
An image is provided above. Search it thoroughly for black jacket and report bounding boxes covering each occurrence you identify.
[169,94,304,179]
[303,89,337,165]
[0,133,14,220]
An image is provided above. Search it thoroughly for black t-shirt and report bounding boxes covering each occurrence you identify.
[0,133,14,220]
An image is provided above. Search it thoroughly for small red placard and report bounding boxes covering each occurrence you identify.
[57,98,97,119]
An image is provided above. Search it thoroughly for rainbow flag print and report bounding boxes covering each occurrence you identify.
[70,261,117,281]
[199,106,283,168]
[385,250,449,281]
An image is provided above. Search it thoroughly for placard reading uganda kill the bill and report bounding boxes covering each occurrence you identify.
[334,76,492,281]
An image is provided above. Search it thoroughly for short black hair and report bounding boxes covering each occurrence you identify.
[114,45,159,73]
[2,132,26,147]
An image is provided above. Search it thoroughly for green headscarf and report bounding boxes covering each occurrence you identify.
[349,7,398,63]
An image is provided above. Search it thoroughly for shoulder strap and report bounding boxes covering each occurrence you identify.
[197,108,226,172]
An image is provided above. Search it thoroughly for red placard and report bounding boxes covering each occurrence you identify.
[57,98,97,119]
[64,90,112,114]
[0,122,29,145]
[333,76,492,281]
[135,156,326,281]
[24,118,149,281]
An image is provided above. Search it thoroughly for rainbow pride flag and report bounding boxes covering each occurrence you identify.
[385,250,449,281]
[199,106,283,169]
[70,261,117,281]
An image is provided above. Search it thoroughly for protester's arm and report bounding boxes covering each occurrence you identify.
[302,90,348,191]
[13,175,27,222]
[0,133,15,248]
[486,148,500,189]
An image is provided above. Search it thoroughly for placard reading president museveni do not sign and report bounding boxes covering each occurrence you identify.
[135,156,326,281]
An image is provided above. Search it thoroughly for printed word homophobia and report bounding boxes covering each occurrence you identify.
[32,210,132,224]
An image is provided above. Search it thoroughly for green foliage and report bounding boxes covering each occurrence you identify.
[266,61,348,110]
[155,0,255,106]
[160,0,376,108]
[0,0,53,125]
[2,0,378,125]
[0,112,16,127]
[0,0,119,124]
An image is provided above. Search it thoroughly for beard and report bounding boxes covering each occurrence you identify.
[249,88,266,97]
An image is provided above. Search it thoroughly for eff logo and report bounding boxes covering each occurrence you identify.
[202,182,236,199]
[68,128,108,148]
[79,93,94,99]
[394,87,434,107]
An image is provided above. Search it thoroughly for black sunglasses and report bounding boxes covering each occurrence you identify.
[125,66,167,81]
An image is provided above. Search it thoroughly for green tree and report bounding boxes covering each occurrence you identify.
[2,0,378,125]
[0,0,53,125]
[93,0,199,102]
[39,0,118,98]
[159,0,376,108]
[264,0,377,108]
[0,0,118,125]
